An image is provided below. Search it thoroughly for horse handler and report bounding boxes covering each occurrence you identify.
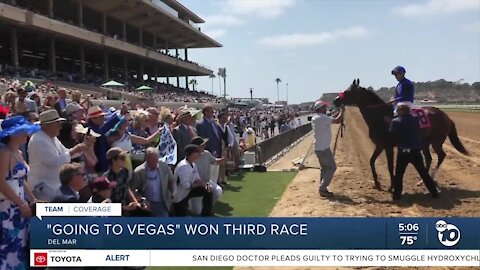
[389,103,439,201]
[312,100,345,197]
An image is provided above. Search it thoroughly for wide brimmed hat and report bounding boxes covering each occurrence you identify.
[74,124,100,137]
[39,109,66,124]
[87,106,106,119]
[0,115,40,140]
[191,136,209,146]
[106,116,126,137]
[64,102,83,116]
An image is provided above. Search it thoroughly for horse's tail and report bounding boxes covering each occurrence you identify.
[448,121,469,155]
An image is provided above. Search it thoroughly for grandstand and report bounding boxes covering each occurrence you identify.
[0,0,221,95]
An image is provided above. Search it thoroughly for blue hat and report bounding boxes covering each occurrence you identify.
[391,66,406,75]
[0,116,40,140]
[106,116,126,137]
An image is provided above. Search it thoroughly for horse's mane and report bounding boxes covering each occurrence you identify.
[360,87,386,105]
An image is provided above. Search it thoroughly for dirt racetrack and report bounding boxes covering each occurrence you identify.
[236,108,479,270]
[270,107,480,218]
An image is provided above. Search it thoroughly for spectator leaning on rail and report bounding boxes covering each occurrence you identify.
[130,147,176,217]
[87,105,121,173]
[28,110,86,202]
[312,100,344,197]
[52,163,87,203]
[389,103,438,201]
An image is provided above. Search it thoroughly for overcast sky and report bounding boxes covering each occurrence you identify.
[181,0,480,104]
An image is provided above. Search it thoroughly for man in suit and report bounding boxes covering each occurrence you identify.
[172,108,196,164]
[130,147,176,217]
[196,104,223,158]
[52,163,86,203]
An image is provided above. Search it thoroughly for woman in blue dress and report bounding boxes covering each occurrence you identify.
[0,115,40,270]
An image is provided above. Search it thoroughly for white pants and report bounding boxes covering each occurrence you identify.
[189,180,223,216]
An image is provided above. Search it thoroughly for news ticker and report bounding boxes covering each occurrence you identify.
[30,250,480,267]
[29,214,480,267]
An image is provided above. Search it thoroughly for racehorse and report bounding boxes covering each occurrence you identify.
[333,79,469,191]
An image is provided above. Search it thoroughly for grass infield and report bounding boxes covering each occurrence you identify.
[148,171,297,270]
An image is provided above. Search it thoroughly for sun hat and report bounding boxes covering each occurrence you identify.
[0,115,40,140]
[39,109,66,124]
[74,124,100,137]
[313,100,329,110]
[87,106,106,119]
[64,102,83,116]
[191,136,209,146]
[106,116,126,137]
[91,176,117,193]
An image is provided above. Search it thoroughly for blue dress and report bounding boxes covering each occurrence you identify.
[0,157,29,270]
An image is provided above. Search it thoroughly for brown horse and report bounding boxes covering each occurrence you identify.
[333,79,469,191]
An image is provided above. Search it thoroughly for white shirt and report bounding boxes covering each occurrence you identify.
[196,151,216,182]
[28,130,71,191]
[173,159,201,203]
[312,113,333,151]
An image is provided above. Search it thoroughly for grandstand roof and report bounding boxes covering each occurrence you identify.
[78,0,221,49]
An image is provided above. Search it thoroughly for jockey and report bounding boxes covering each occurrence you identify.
[390,65,414,112]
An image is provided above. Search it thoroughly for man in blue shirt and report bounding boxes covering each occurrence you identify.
[389,103,438,201]
[390,65,414,109]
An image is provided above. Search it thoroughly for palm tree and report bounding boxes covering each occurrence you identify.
[275,78,282,102]
[209,74,216,94]
[188,78,198,91]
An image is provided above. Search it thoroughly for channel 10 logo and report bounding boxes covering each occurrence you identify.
[435,220,461,247]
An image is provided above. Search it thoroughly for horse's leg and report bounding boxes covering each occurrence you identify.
[385,146,395,193]
[370,146,383,190]
[431,142,446,180]
[423,143,432,172]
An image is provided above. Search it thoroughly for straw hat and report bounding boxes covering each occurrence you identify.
[39,109,66,124]
[87,106,106,119]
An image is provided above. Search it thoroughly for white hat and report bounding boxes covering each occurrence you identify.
[39,109,66,124]
[64,102,82,116]
[74,124,100,137]
[313,100,328,110]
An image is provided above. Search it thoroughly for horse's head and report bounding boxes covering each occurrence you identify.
[334,78,371,107]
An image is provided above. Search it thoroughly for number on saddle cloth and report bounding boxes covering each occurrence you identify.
[411,108,431,129]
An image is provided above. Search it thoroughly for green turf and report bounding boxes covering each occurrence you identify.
[214,171,298,217]
[148,171,297,270]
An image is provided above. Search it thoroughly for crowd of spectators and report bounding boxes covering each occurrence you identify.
[0,77,309,269]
